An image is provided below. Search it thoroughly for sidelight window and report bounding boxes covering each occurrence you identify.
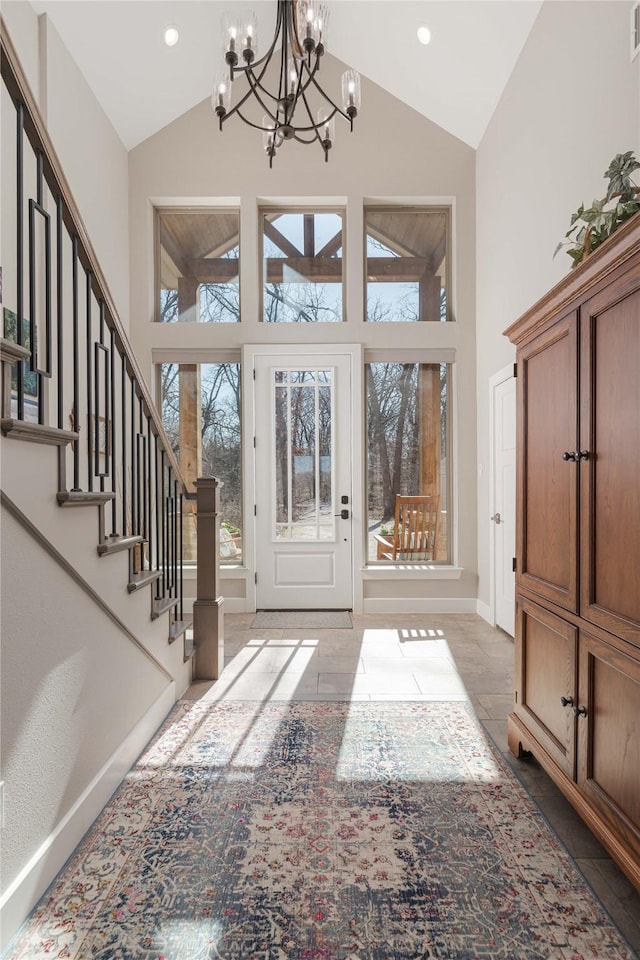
[366,361,451,563]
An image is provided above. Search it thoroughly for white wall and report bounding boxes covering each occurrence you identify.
[0,498,175,948]
[129,53,479,607]
[475,0,640,611]
[1,2,130,327]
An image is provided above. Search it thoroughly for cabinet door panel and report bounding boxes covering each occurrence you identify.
[578,632,640,861]
[519,314,578,611]
[514,598,577,777]
[580,276,640,645]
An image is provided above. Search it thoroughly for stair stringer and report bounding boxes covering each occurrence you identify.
[0,435,191,685]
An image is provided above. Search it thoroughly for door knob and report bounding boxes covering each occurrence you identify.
[560,696,574,707]
[491,513,502,524]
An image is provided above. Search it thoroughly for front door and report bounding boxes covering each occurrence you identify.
[253,352,353,609]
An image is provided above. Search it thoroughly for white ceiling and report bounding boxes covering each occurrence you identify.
[29,0,542,151]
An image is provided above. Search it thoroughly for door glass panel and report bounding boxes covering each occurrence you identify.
[273,369,334,540]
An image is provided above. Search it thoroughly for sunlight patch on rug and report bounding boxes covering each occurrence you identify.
[6,701,636,960]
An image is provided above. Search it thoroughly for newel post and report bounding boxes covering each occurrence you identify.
[193,476,224,680]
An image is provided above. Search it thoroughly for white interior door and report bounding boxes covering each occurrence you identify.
[493,374,516,636]
[253,353,352,609]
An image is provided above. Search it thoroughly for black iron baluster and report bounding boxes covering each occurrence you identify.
[130,377,137,538]
[121,353,127,536]
[71,237,80,491]
[154,431,161,597]
[16,100,24,420]
[56,196,63,430]
[86,272,93,491]
[32,150,48,425]
[161,450,166,598]
[173,477,179,602]
[179,491,184,622]
[109,326,117,535]
[146,415,153,566]
[97,301,106,491]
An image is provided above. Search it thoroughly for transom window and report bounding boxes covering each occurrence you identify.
[157,210,240,323]
[365,207,450,322]
[261,210,344,322]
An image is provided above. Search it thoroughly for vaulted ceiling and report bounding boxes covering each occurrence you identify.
[28,0,542,151]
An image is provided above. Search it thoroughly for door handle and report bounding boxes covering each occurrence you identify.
[491,512,501,524]
[334,509,349,519]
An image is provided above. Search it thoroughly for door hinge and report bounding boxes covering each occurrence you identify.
[512,557,517,572]
[253,436,256,448]
[513,362,517,378]
[254,504,257,516]
[253,368,256,380]
[254,572,257,585]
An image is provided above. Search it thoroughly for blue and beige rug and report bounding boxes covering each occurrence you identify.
[6,700,637,959]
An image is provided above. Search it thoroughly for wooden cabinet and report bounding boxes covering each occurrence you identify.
[505,215,640,891]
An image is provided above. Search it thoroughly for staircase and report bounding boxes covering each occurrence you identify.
[0,23,212,950]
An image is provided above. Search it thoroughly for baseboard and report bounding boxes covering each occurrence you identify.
[362,598,477,614]
[0,683,176,952]
[476,599,493,625]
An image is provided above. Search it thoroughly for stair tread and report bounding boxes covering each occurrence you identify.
[151,595,180,620]
[127,570,162,593]
[97,534,144,557]
[168,619,192,643]
[1,419,78,446]
[58,490,116,507]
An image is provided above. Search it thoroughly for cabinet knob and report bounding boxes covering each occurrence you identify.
[562,450,590,462]
[560,696,574,707]
[573,705,588,717]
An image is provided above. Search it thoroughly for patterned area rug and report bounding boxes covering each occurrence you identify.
[6,701,636,960]
[251,610,353,629]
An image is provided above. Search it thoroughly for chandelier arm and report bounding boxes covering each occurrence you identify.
[223,67,279,125]
[308,74,351,123]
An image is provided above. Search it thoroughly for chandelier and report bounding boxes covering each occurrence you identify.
[213,1,361,167]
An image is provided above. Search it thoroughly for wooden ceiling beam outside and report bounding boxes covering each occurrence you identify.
[263,220,303,259]
[316,230,343,259]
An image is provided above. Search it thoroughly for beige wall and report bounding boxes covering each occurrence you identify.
[1,2,130,326]
[128,53,478,607]
[475,0,640,612]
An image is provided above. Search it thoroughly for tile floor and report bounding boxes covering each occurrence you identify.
[185,611,640,953]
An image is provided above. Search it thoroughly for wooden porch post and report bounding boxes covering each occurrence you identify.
[418,363,441,558]
[178,363,201,561]
[193,476,224,680]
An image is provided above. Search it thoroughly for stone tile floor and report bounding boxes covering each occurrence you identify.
[185,612,640,952]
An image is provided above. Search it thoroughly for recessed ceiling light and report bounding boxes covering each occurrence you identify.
[163,25,179,47]
[417,25,431,45]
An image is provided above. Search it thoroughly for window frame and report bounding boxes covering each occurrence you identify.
[258,205,346,324]
[363,204,453,324]
[364,349,454,568]
[154,205,241,325]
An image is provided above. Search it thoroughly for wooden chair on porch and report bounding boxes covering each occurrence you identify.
[374,495,441,561]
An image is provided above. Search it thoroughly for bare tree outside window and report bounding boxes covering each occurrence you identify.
[160,362,242,563]
[157,210,240,323]
[365,207,450,322]
[367,362,450,562]
[261,211,343,322]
